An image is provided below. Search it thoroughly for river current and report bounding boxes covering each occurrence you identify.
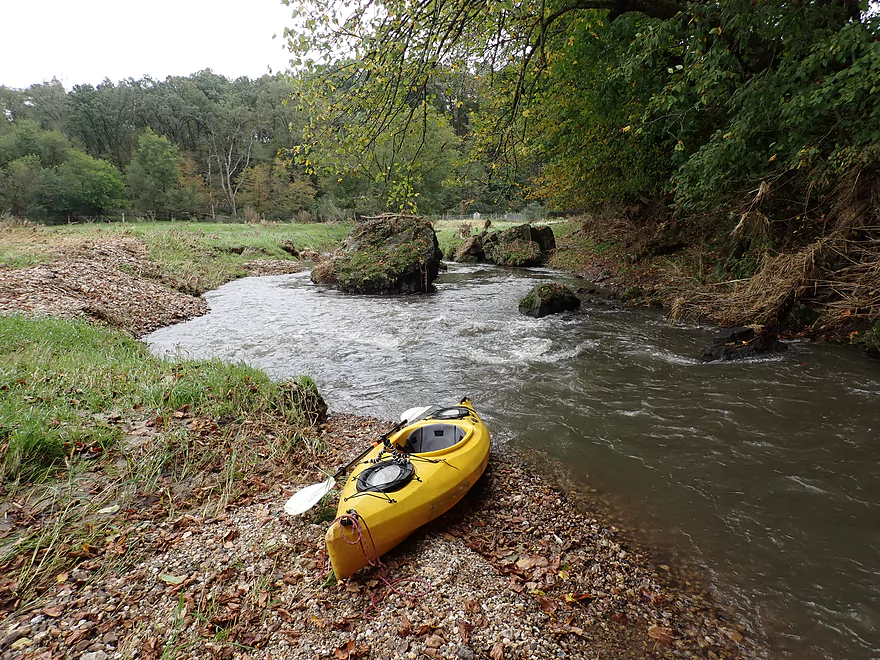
[146,264,880,659]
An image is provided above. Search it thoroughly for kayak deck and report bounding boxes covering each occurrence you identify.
[325,398,490,579]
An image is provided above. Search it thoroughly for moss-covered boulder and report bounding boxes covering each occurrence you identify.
[311,216,441,294]
[519,283,581,318]
[481,223,556,267]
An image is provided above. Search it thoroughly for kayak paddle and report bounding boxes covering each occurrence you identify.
[283,416,410,516]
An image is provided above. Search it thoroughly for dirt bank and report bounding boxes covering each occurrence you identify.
[0,230,764,658]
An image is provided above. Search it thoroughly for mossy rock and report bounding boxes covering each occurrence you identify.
[518,283,581,318]
[311,217,441,294]
[480,223,555,267]
[485,237,543,266]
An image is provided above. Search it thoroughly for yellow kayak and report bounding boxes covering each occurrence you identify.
[326,398,490,579]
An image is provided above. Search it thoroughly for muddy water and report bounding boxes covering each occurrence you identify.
[147,264,880,659]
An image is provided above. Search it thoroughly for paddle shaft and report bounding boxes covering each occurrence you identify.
[332,417,408,480]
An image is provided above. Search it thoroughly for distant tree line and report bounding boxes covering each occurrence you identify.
[0,71,506,223]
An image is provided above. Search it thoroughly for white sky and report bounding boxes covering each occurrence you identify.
[0,0,297,90]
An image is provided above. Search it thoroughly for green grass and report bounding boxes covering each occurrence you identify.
[0,314,327,604]
[55,220,354,295]
[0,315,322,483]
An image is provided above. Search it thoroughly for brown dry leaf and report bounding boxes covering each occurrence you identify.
[563,592,592,605]
[334,641,355,659]
[425,634,444,648]
[276,608,293,623]
[399,614,414,637]
[490,641,505,660]
[536,596,558,615]
[465,599,481,614]
[42,604,64,617]
[456,620,473,644]
[647,625,674,644]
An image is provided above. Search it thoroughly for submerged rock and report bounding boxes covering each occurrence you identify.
[519,283,581,318]
[700,326,788,362]
[311,216,441,294]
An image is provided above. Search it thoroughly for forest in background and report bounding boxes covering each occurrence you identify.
[0,71,527,224]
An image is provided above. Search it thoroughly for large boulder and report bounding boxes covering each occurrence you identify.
[311,216,441,294]
[700,326,788,362]
[452,235,486,263]
[481,223,555,267]
[519,283,581,318]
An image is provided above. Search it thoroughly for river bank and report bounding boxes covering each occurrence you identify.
[546,214,880,357]
[0,221,766,658]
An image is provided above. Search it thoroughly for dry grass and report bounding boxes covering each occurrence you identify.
[670,237,836,326]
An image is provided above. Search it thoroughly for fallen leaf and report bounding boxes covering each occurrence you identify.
[55,572,68,584]
[490,641,505,660]
[42,604,64,617]
[276,608,293,623]
[425,634,443,648]
[97,504,120,515]
[648,625,674,644]
[158,574,185,585]
[536,596,558,615]
[334,640,355,659]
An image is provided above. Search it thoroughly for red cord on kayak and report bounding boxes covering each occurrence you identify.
[331,510,431,614]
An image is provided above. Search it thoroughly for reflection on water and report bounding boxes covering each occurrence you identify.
[147,264,880,660]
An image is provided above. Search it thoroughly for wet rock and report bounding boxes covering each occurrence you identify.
[519,283,581,318]
[311,216,441,294]
[700,326,788,362]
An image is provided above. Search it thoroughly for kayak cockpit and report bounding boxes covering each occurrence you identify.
[401,423,467,454]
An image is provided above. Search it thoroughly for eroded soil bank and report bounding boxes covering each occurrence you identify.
[0,228,763,658]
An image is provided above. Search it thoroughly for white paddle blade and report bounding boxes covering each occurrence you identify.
[284,477,336,516]
[400,406,432,423]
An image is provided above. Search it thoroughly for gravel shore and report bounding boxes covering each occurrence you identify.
[0,232,765,658]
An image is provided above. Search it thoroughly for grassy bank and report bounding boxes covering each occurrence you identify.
[0,314,327,607]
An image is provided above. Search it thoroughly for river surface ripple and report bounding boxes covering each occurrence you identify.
[147,264,880,659]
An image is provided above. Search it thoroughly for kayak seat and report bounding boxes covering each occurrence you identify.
[403,424,465,453]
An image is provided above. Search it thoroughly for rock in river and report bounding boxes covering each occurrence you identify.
[700,326,788,362]
[311,216,442,294]
[481,223,556,267]
[519,283,581,318]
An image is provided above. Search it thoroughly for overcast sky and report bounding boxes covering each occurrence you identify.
[1,0,296,90]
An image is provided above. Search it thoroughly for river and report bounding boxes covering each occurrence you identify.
[146,263,880,659]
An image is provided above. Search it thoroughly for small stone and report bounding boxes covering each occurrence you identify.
[81,652,109,660]
[456,646,475,660]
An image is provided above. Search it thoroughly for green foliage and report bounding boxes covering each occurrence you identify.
[127,128,183,218]
[52,151,127,217]
[237,160,316,220]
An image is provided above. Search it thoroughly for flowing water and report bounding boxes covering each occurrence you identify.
[147,264,880,659]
